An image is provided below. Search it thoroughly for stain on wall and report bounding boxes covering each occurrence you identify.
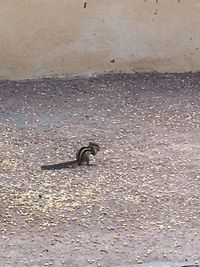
[0,0,199,79]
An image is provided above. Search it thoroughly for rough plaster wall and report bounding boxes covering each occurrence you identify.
[0,0,200,79]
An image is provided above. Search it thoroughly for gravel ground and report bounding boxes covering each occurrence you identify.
[0,73,200,267]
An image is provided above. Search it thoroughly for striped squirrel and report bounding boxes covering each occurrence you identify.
[41,142,100,170]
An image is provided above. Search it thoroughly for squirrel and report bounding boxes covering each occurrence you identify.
[41,142,100,170]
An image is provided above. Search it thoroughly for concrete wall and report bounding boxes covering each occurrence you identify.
[0,0,200,79]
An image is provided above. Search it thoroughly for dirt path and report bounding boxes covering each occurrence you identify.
[0,73,200,267]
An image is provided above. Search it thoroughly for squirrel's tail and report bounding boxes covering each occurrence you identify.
[41,160,78,170]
